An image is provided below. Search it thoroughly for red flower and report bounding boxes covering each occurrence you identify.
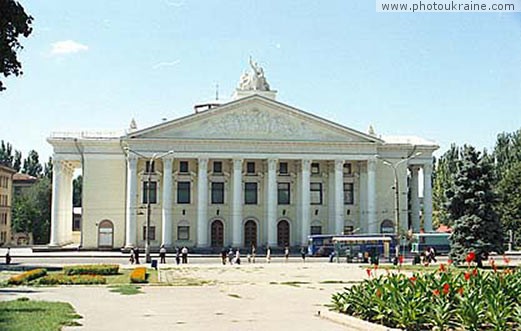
[464,272,471,281]
[398,255,404,265]
[376,289,381,297]
[503,255,510,265]
[366,268,372,277]
[439,263,446,272]
[443,283,450,295]
[447,259,453,265]
[466,252,476,263]
[432,289,440,296]
[458,287,464,295]
[373,263,379,270]
[409,276,417,283]
[472,269,478,277]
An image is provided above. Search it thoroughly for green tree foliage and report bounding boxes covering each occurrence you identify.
[12,177,51,244]
[493,129,521,182]
[43,157,52,180]
[433,144,460,227]
[0,0,33,91]
[0,140,14,166]
[22,149,42,177]
[447,145,504,266]
[73,175,82,207]
[13,149,21,171]
[497,162,521,247]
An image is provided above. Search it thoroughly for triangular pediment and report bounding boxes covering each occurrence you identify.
[129,95,381,143]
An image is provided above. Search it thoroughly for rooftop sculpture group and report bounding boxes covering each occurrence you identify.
[238,57,271,91]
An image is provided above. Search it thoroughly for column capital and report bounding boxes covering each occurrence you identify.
[409,165,421,173]
[367,157,377,171]
[423,163,433,174]
[163,155,174,165]
[334,159,344,172]
[301,159,312,171]
[233,158,243,170]
[198,157,208,169]
[267,158,277,172]
[127,155,138,167]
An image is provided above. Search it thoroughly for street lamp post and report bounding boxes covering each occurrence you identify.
[380,152,422,260]
[125,148,174,264]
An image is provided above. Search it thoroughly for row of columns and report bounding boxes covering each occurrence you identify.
[409,164,433,232]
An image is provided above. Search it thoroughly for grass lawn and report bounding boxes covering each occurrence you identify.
[0,297,82,331]
[108,284,143,295]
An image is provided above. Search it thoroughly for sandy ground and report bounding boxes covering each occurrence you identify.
[0,261,372,331]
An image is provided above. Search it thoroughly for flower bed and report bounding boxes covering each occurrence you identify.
[130,267,147,283]
[331,264,521,330]
[37,274,107,285]
[63,264,119,275]
[7,269,47,285]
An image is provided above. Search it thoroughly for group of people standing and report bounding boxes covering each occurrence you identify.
[130,246,188,265]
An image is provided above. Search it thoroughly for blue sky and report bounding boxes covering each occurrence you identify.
[1,0,520,162]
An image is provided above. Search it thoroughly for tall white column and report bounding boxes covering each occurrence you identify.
[197,158,209,247]
[334,160,344,234]
[301,159,311,245]
[232,158,243,247]
[50,160,62,246]
[423,163,433,232]
[63,165,74,243]
[367,157,377,233]
[267,159,277,247]
[125,156,138,247]
[358,161,368,233]
[161,157,174,247]
[410,166,421,232]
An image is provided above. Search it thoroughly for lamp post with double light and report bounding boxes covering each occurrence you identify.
[124,148,174,264]
[379,152,422,260]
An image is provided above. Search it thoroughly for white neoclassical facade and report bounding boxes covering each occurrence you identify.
[47,62,438,250]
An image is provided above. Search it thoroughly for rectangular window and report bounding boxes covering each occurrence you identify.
[343,163,352,175]
[179,161,189,173]
[244,182,258,204]
[279,162,288,175]
[142,226,156,241]
[344,183,354,204]
[213,161,222,173]
[310,183,322,205]
[142,181,157,204]
[211,182,224,204]
[310,226,322,235]
[177,226,190,240]
[311,162,320,174]
[72,216,81,231]
[177,181,191,204]
[145,160,155,173]
[246,162,255,174]
[277,182,290,205]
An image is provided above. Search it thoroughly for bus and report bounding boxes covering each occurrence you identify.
[307,234,395,257]
[410,233,451,255]
[332,236,394,262]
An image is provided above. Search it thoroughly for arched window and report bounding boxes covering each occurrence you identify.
[98,220,114,248]
[381,219,395,234]
[211,219,224,247]
[277,219,290,247]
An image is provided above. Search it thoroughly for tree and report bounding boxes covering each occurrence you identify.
[447,145,504,266]
[0,140,14,167]
[493,130,521,182]
[497,162,521,247]
[43,156,52,180]
[0,0,33,91]
[22,149,42,177]
[13,149,21,171]
[432,144,460,227]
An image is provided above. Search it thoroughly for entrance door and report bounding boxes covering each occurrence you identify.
[98,220,113,249]
[244,220,257,248]
[211,220,224,247]
[277,220,290,247]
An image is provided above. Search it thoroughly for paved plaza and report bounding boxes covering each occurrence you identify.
[0,257,373,331]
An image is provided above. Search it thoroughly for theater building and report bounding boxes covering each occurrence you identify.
[47,61,438,250]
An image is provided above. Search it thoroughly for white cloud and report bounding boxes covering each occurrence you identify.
[50,40,89,55]
[152,60,181,69]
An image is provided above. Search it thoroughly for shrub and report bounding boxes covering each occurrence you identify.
[130,267,147,283]
[63,264,119,276]
[7,269,47,285]
[37,274,106,285]
[331,266,521,330]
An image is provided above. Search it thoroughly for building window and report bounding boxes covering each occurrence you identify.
[211,182,224,204]
[179,161,189,173]
[213,161,222,173]
[277,182,290,205]
[310,183,322,205]
[244,182,258,204]
[177,181,191,204]
[311,163,320,174]
[343,163,352,175]
[142,181,157,204]
[279,162,288,175]
[246,162,255,174]
[73,216,81,231]
[344,183,354,204]
[142,226,156,241]
[145,161,155,173]
[310,225,322,235]
[178,226,190,240]
[0,231,5,243]
[381,219,394,234]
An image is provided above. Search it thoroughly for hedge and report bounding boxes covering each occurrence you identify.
[63,264,119,275]
[37,274,107,285]
[130,267,147,283]
[8,269,47,285]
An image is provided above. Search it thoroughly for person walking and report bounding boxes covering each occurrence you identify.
[284,245,289,263]
[181,246,188,264]
[159,245,167,264]
[228,248,234,265]
[175,247,181,265]
[251,245,256,264]
[300,246,306,262]
[5,247,11,265]
[235,249,241,265]
[266,246,271,264]
[221,248,227,265]
[134,247,140,264]
[129,248,135,264]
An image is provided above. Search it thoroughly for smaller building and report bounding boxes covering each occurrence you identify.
[0,165,16,246]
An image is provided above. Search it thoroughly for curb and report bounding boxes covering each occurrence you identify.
[318,309,402,331]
